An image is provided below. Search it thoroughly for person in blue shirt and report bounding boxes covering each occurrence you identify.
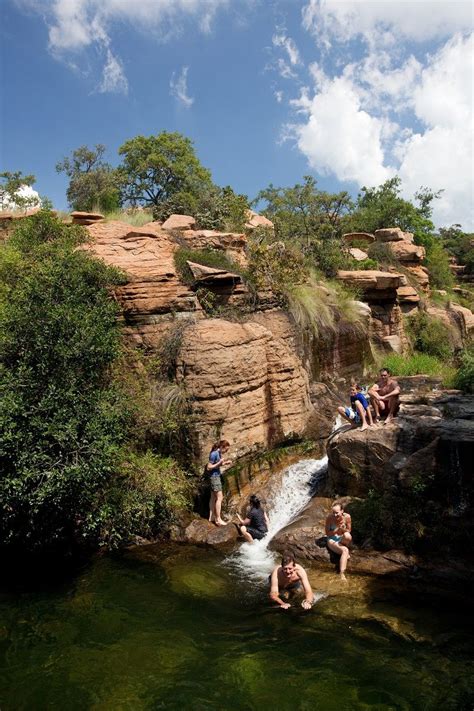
[337,384,373,431]
[207,439,231,526]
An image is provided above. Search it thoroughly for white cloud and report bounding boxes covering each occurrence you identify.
[272,32,302,66]
[18,0,235,92]
[293,2,474,228]
[99,48,128,94]
[0,185,41,211]
[170,66,194,109]
[302,0,473,44]
[290,75,394,185]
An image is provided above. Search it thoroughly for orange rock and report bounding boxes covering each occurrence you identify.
[161,214,196,230]
[375,227,413,243]
[245,210,274,230]
[388,241,425,264]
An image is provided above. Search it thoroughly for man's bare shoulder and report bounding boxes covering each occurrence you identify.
[295,563,307,576]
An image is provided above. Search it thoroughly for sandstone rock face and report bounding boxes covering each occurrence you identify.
[375,228,413,243]
[180,229,248,267]
[71,210,104,226]
[348,247,369,261]
[161,214,196,231]
[337,270,401,296]
[327,380,474,498]
[169,514,238,546]
[176,319,313,462]
[245,210,274,230]
[406,265,430,291]
[396,285,420,304]
[342,232,375,244]
[86,220,202,348]
[388,241,425,264]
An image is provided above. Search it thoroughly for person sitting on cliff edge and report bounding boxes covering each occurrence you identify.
[368,367,400,424]
[269,552,317,610]
[236,494,269,543]
[337,383,373,432]
[325,501,352,583]
[207,439,232,526]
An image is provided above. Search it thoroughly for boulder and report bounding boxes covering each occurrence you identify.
[162,214,196,231]
[176,318,313,462]
[451,303,474,338]
[348,247,369,261]
[245,210,274,230]
[70,210,104,225]
[342,232,375,244]
[388,241,425,264]
[396,285,420,304]
[406,265,430,290]
[375,228,413,243]
[336,270,401,294]
[170,516,238,546]
[382,335,403,353]
[186,260,241,284]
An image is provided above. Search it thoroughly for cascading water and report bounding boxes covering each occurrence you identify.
[226,455,329,582]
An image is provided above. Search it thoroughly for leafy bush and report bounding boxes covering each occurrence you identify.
[454,345,474,393]
[97,452,191,548]
[406,311,453,360]
[104,208,154,226]
[0,210,128,551]
[308,239,353,277]
[424,241,454,289]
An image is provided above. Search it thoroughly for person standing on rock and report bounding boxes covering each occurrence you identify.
[369,368,400,424]
[269,552,316,610]
[207,440,231,526]
[337,384,373,431]
[236,494,269,543]
[325,502,352,582]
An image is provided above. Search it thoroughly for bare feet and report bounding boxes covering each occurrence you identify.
[215,519,229,526]
[384,416,392,425]
[340,573,348,583]
[360,424,368,431]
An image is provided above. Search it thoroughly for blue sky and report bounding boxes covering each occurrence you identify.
[1,0,473,229]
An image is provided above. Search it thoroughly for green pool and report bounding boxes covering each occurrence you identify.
[1,545,473,710]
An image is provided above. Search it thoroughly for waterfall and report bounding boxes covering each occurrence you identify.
[225,455,328,582]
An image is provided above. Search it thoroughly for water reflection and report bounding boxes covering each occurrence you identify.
[0,546,473,710]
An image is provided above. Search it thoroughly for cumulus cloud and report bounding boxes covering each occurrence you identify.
[17,0,234,92]
[292,2,474,228]
[170,66,194,108]
[302,0,473,44]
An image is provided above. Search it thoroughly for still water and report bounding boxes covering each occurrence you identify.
[1,544,473,710]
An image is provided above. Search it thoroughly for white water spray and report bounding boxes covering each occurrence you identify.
[226,455,328,581]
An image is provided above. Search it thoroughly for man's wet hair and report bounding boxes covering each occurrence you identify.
[380,367,391,375]
[281,551,296,566]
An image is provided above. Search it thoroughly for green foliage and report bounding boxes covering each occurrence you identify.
[343,177,440,244]
[194,185,249,231]
[0,210,128,551]
[378,352,456,383]
[56,145,120,213]
[246,233,308,295]
[350,480,431,552]
[97,452,191,548]
[256,175,353,246]
[118,131,214,219]
[424,240,455,289]
[104,208,154,227]
[453,344,474,393]
[0,171,39,211]
[367,241,400,267]
[406,311,453,360]
[440,224,474,274]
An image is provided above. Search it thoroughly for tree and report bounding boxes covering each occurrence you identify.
[344,176,442,245]
[118,131,214,220]
[256,175,354,247]
[56,145,120,212]
[0,171,40,212]
[0,210,127,552]
[439,224,474,275]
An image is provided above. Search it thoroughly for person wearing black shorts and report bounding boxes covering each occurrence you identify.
[236,494,269,543]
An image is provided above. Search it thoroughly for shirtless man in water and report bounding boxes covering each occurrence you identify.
[368,367,401,424]
[269,553,316,610]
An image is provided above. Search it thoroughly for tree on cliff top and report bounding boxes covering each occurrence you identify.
[343,176,441,244]
[118,131,214,220]
[56,144,120,213]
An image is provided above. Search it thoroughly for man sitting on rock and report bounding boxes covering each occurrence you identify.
[369,368,400,424]
[337,384,373,431]
[269,552,316,610]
